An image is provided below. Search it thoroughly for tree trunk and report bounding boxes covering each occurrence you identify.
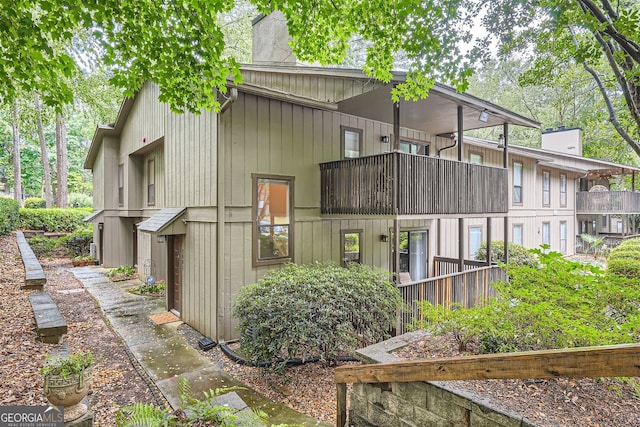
[11,100,22,206]
[34,93,53,208]
[55,113,68,208]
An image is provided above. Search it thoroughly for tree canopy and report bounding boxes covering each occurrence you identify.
[2,0,639,155]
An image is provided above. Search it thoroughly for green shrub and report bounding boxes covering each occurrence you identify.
[19,208,91,232]
[232,262,402,366]
[414,250,640,354]
[0,197,19,235]
[107,265,137,279]
[475,240,538,267]
[26,236,62,257]
[24,197,46,209]
[608,250,640,261]
[607,240,640,278]
[607,259,640,279]
[59,229,93,257]
[69,193,93,208]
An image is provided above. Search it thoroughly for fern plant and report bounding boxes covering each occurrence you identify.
[115,403,169,427]
[116,378,275,427]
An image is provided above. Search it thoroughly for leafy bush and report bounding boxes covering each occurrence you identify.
[232,262,402,366]
[414,250,640,354]
[19,208,91,232]
[27,236,61,257]
[59,228,93,257]
[607,239,640,279]
[24,197,46,209]
[69,193,93,208]
[107,265,137,281]
[0,197,19,235]
[475,240,538,267]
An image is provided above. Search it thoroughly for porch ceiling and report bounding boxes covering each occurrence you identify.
[337,83,539,135]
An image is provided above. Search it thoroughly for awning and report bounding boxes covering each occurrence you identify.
[137,208,187,235]
[83,210,104,222]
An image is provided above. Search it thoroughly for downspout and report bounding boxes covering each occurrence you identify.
[436,135,457,157]
[216,88,238,343]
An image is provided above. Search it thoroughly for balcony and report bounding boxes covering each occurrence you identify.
[576,191,640,214]
[320,152,508,216]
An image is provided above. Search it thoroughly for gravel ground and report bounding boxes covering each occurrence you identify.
[0,234,167,426]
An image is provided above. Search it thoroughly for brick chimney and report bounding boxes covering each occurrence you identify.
[541,127,583,156]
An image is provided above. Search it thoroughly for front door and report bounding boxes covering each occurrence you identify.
[168,235,183,316]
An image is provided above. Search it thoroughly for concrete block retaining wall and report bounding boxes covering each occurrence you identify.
[348,331,536,427]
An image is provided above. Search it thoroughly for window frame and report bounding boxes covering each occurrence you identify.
[559,173,567,207]
[399,139,430,156]
[542,221,551,246]
[341,229,363,267]
[469,151,483,165]
[147,158,155,206]
[512,223,524,246]
[542,170,550,207]
[252,174,295,267]
[118,163,124,207]
[560,221,567,254]
[513,161,523,205]
[469,225,483,260]
[341,126,363,159]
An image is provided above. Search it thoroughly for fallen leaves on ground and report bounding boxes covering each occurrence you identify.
[0,234,166,426]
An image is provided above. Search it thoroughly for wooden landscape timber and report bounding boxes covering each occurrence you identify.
[335,342,640,427]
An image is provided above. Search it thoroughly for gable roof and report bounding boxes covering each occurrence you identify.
[85,65,540,170]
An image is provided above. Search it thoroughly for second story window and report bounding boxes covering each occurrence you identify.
[542,170,550,206]
[342,127,362,159]
[560,173,567,207]
[118,164,124,207]
[147,158,155,206]
[469,152,483,165]
[513,161,523,204]
[399,140,429,156]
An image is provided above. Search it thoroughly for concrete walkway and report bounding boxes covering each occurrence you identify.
[71,267,327,426]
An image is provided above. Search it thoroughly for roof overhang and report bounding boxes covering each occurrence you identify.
[137,208,187,235]
[84,96,136,170]
[83,209,104,222]
[337,82,539,135]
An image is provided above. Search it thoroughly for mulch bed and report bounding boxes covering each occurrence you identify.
[393,333,640,426]
[0,233,167,425]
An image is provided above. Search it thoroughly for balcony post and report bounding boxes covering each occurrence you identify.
[503,123,509,263]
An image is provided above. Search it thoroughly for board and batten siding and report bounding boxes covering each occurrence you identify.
[241,70,387,103]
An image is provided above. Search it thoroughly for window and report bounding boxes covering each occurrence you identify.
[560,221,567,254]
[560,173,567,207]
[512,224,523,245]
[342,127,362,159]
[253,175,294,266]
[602,215,608,228]
[542,170,550,206]
[469,226,483,260]
[398,230,428,282]
[469,152,483,165]
[342,230,362,267]
[147,159,155,206]
[513,161,523,204]
[118,164,124,207]
[542,222,550,246]
[399,140,429,156]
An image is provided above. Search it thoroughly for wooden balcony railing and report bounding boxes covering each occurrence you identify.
[320,152,508,216]
[397,265,504,334]
[576,190,640,214]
